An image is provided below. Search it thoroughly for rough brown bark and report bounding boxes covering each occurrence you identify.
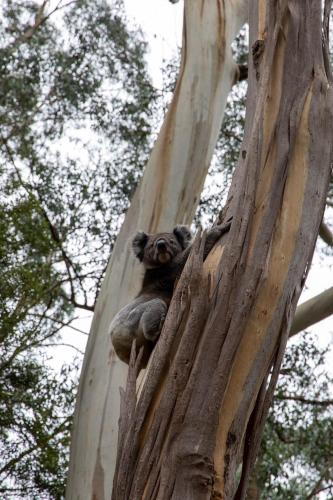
[112,1,333,499]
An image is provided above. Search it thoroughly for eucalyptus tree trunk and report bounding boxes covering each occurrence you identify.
[112,1,333,499]
[66,1,248,498]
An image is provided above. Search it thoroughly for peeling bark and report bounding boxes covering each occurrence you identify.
[66,1,248,498]
[112,1,333,499]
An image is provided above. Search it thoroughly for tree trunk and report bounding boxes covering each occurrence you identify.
[66,1,248,498]
[112,1,333,499]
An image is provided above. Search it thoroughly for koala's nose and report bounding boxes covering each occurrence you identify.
[156,239,167,250]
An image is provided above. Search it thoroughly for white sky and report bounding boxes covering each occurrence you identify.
[124,0,183,87]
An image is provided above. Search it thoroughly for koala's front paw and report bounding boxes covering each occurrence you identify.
[216,218,232,234]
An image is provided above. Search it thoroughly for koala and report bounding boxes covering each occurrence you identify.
[110,221,231,367]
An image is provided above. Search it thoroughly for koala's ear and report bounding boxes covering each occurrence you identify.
[132,231,148,261]
[173,225,192,249]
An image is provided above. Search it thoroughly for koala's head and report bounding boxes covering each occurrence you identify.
[132,225,192,268]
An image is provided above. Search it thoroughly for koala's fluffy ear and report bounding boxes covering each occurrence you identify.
[173,225,192,249]
[132,231,148,261]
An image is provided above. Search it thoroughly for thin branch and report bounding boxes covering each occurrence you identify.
[0,314,81,373]
[290,287,333,336]
[24,320,82,352]
[12,0,49,46]
[276,394,333,406]
[60,293,95,312]
[27,312,89,335]
[0,417,70,477]
[7,277,71,327]
[1,134,95,311]
[306,484,333,499]
[222,129,243,143]
[4,86,57,142]
[11,0,78,48]
[305,466,333,500]
[42,342,84,355]
[319,220,333,247]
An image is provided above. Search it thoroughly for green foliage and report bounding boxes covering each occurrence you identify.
[255,334,333,499]
[0,359,75,498]
[0,0,155,496]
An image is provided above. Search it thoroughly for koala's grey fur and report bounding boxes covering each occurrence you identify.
[110,222,231,367]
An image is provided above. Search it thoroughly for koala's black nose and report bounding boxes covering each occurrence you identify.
[156,238,167,250]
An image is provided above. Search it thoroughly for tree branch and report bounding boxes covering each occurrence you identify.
[0,417,70,477]
[319,220,333,247]
[305,465,333,500]
[27,313,89,335]
[42,342,84,355]
[11,0,78,47]
[1,134,94,311]
[276,394,333,406]
[290,287,333,336]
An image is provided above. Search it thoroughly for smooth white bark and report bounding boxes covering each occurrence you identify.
[66,1,248,498]
[291,287,333,336]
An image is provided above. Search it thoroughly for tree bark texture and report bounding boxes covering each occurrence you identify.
[66,1,248,498]
[112,1,333,499]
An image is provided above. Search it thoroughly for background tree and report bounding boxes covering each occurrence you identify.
[0,0,155,496]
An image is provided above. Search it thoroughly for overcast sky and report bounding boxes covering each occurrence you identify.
[124,0,183,86]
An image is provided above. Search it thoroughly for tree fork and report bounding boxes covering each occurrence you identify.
[67,1,249,497]
[112,1,333,499]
